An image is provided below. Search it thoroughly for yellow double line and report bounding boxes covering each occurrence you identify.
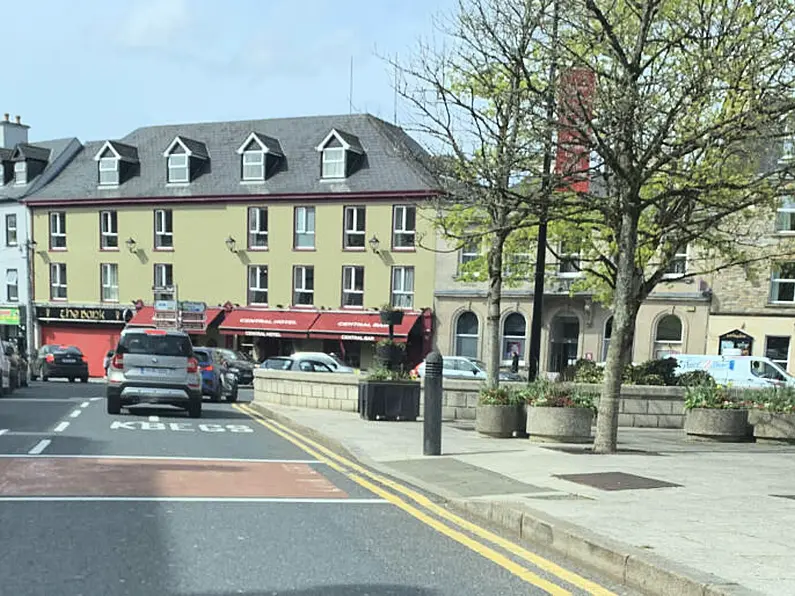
[234,403,617,596]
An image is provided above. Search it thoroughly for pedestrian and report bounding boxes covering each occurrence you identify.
[511,350,519,374]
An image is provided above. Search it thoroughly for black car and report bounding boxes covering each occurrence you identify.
[32,344,89,382]
[214,348,255,385]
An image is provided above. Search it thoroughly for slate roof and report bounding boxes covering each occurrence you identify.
[0,138,81,201]
[13,143,51,162]
[0,148,12,161]
[244,132,283,155]
[25,113,439,203]
[103,141,139,162]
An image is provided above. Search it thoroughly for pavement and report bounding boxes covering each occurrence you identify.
[246,400,795,596]
[0,382,637,596]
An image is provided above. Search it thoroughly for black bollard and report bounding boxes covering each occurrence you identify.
[423,350,443,456]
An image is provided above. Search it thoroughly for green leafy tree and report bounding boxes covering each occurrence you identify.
[551,0,795,452]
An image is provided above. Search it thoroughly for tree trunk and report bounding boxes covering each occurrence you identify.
[485,233,508,388]
[593,210,642,454]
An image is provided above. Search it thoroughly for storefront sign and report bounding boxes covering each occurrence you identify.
[0,307,20,326]
[180,301,206,314]
[719,329,753,356]
[245,330,282,338]
[154,300,177,312]
[240,317,299,326]
[36,306,126,324]
[341,334,376,342]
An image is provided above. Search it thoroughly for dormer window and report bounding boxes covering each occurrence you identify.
[163,136,209,184]
[236,132,283,182]
[93,141,139,187]
[315,128,365,180]
[0,164,5,186]
[99,157,119,185]
[14,161,26,185]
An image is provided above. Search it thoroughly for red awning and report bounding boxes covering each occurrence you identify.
[126,307,223,335]
[308,311,421,342]
[218,309,320,338]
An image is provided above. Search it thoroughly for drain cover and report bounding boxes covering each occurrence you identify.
[554,471,682,491]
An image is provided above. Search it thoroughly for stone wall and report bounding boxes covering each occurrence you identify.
[254,370,687,428]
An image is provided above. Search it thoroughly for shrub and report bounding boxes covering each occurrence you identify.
[478,386,519,406]
[683,384,753,410]
[628,358,678,386]
[747,386,795,413]
[366,367,414,381]
[677,370,716,387]
[572,359,604,383]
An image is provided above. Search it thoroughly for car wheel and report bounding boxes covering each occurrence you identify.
[188,399,202,418]
[41,374,48,382]
[225,385,239,403]
[80,377,88,383]
[107,395,121,415]
[68,377,75,383]
[210,384,222,403]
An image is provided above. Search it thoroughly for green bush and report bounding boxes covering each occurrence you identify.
[683,384,753,410]
[572,359,604,383]
[676,370,716,387]
[366,367,414,381]
[747,386,795,413]
[478,386,520,406]
[628,358,678,386]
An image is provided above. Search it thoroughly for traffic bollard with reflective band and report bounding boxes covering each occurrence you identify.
[423,350,443,456]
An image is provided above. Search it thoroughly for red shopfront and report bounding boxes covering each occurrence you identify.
[36,305,128,378]
[218,309,321,360]
[125,306,225,345]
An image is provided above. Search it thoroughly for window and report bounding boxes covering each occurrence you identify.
[293,266,314,305]
[99,157,119,185]
[558,242,580,276]
[167,153,189,183]
[154,263,173,288]
[321,147,345,178]
[502,313,527,362]
[776,197,795,233]
[664,247,687,277]
[14,162,26,185]
[294,206,315,249]
[154,209,173,249]
[342,266,364,307]
[6,269,18,302]
[771,263,795,303]
[343,206,366,249]
[503,252,532,278]
[391,266,414,308]
[602,316,613,361]
[5,214,17,246]
[100,263,119,302]
[460,238,479,265]
[100,211,118,249]
[117,333,192,357]
[455,311,479,359]
[248,265,268,305]
[49,212,66,250]
[248,207,268,249]
[50,263,67,300]
[242,149,265,181]
[392,205,416,248]
[765,336,791,370]
[653,315,683,359]
[0,164,4,185]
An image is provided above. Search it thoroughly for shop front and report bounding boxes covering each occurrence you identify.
[125,305,225,346]
[0,306,21,342]
[36,304,128,377]
[218,309,321,361]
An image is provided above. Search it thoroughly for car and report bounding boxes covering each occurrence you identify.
[193,348,239,403]
[213,348,255,385]
[2,341,20,389]
[411,356,523,381]
[106,328,202,417]
[260,356,335,372]
[290,351,356,373]
[32,344,89,382]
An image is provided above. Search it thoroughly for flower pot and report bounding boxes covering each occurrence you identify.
[751,411,795,444]
[526,406,594,443]
[358,379,420,421]
[684,408,750,442]
[379,310,404,326]
[476,404,520,438]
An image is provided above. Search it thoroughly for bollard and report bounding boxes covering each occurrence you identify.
[423,350,443,456]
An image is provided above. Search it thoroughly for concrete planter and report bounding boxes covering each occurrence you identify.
[476,404,520,438]
[684,408,750,442]
[751,411,795,444]
[526,406,594,443]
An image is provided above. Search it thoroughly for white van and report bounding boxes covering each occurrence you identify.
[671,354,795,388]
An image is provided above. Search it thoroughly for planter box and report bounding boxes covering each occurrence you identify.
[752,411,795,444]
[476,404,520,438]
[358,380,420,421]
[684,408,750,442]
[379,310,404,326]
[527,406,594,443]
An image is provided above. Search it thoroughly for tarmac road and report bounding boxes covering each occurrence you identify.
[0,381,636,596]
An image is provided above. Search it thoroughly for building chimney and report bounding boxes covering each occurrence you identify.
[14,115,21,124]
[0,112,30,149]
[3,114,8,122]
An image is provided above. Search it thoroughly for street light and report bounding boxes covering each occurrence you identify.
[368,235,380,254]
[125,237,137,253]
[225,236,237,253]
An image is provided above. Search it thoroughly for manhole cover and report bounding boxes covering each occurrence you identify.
[554,471,682,491]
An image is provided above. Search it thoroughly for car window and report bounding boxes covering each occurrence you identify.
[194,350,211,364]
[55,346,83,356]
[262,358,291,370]
[456,359,476,372]
[314,361,333,372]
[117,334,193,357]
[442,358,454,370]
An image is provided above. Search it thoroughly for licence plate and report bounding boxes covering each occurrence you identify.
[61,359,76,364]
[139,367,170,375]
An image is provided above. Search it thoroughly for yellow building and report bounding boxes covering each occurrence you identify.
[24,115,438,375]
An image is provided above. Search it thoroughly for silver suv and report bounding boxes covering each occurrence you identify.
[106,328,202,417]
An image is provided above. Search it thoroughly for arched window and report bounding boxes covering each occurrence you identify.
[502,313,527,362]
[602,316,613,361]
[654,315,683,359]
[454,311,479,359]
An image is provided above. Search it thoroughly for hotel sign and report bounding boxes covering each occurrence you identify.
[36,306,126,324]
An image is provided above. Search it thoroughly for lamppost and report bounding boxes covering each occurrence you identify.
[22,238,37,367]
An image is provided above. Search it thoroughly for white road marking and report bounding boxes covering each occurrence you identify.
[53,422,70,433]
[69,410,82,418]
[148,415,159,422]
[111,421,253,433]
[0,496,388,504]
[28,440,51,455]
[0,429,8,436]
[90,397,102,401]
[0,398,88,403]
[80,401,90,408]
[0,454,321,463]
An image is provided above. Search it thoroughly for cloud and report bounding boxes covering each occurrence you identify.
[118,0,190,48]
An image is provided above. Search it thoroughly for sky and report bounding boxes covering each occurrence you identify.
[7,0,455,143]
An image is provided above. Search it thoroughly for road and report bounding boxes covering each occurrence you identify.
[0,382,636,596]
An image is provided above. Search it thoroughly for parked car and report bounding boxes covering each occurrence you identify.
[106,328,202,417]
[411,356,523,381]
[213,348,255,385]
[261,356,335,372]
[31,344,89,382]
[193,348,239,403]
[290,351,356,373]
[2,341,20,389]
